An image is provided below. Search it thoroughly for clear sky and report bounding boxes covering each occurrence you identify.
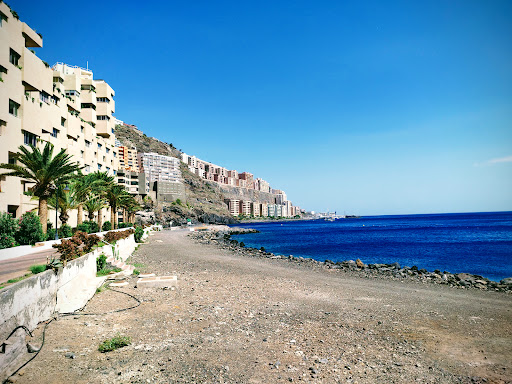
[11,0,512,215]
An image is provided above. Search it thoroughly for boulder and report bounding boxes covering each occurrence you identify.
[356,259,365,268]
[500,277,512,285]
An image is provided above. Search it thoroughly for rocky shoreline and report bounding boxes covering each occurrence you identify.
[191,227,512,293]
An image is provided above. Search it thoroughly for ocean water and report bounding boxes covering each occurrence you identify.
[230,212,512,282]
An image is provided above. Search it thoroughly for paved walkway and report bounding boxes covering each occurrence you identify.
[0,248,57,284]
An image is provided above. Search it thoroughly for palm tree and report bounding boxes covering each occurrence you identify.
[88,171,114,229]
[83,195,105,222]
[47,184,78,225]
[105,185,131,229]
[72,172,101,226]
[0,142,81,233]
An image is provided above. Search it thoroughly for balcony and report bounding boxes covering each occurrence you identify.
[22,23,42,48]
[21,48,52,93]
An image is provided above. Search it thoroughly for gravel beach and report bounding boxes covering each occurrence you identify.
[10,228,512,384]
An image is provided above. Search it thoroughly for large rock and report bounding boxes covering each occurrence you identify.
[500,277,512,285]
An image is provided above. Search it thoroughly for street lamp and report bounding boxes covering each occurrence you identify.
[55,184,70,240]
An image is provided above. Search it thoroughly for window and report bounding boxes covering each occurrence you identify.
[97,115,110,121]
[85,165,90,172]
[80,150,84,158]
[113,152,117,157]
[0,11,7,27]
[51,128,59,138]
[53,77,63,84]
[98,164,102,170]
[103,156,106,162]
[65,90,80,97]
[40,91,49,103]
[97,143,102,149]
[81,103,96,110]
[106,167,110,172]
[96,97,109,103]
[80,126,84,133]
[9,99,19,116]
[23,131,38,146]
[114,170,117,175]
[61,117,66,127]
[8,152,16,165]
[81,84,96,92]
[85,140,91,148]
[0,65,6,82]
[9,49,20,66]
[106,148,110,153]
[50,95,59,105]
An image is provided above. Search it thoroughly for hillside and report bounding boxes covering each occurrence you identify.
[114,124,236,225]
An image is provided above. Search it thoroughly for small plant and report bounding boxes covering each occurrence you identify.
[260,247,266,252]
[134,226,144,243]
[16,211,44,245]
[103,229,135,244]
[59,224,72,238]
[96,254,107,271]
[133,269,140,275]
[98,334,131,353]
[102,221,112,231]
[30,264,46,274]
[240,242,245,247]
[96,267,122,277]
[76,222,90,233]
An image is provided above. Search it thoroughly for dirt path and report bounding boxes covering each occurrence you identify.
[11,230,512,383]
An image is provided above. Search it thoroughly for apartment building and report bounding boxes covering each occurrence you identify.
[138,152,181,183]
[0,4,117,221]
[117,145,139,172]
[226,199,240,216]
[251,202,261,217]
[240,201,251,216]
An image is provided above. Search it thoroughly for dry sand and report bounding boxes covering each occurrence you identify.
[10,229,512,383]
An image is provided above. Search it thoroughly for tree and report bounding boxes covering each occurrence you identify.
[88,171,114,230]
[84,195,104,222]
[0,142,81,233]
[105,185,131,229]
[47,184,78,225]
[72,172,102,226]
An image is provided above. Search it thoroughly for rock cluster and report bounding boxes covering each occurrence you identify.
[192,229,512,293]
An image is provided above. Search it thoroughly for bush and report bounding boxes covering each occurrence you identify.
[30,264,46,274]
[103,229,135,244]
[96,254,107,271]
[86,220,99,233]
[98,334,131,353]
[16,211,44,245]
[102,221,112,231]
[76,222,90,233]
[134,226,144,243]
[59,224,73,238]
[0,212,19,245]
[46,228,56,240]
[118,222,133,229]
[52,231,101,263]
[0,234,17,249]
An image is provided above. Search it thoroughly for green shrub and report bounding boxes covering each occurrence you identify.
[96,267,122,276]
[76,222,90,233]
[16,211,44,245]
[0,212,19,249]
[98,334,131,353]
[102,221,112,231]
[30,264,46,274]
[46,228,56,240]
[86,220,99,233]
[118,222,133,229]
[59,224,72,238]
[96,254,107,271]
[134,226,144,243]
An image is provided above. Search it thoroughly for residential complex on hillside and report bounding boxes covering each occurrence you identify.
[182,153,302,217]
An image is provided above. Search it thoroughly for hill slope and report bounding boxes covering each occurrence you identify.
[114,124,236,224]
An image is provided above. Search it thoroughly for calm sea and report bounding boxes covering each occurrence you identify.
[230,212,512,282]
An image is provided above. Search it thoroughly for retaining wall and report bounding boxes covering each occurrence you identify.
[0,230,142,382]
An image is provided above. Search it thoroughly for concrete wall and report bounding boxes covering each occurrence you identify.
[0,230,140,382]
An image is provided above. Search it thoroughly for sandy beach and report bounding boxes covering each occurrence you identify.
[10,229,512,384]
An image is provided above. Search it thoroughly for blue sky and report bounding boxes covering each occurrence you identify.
[12,0,512,215]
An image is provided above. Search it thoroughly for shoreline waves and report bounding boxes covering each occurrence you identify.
[192,227,512,292]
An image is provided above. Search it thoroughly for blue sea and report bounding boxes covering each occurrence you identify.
[230,212,512,282]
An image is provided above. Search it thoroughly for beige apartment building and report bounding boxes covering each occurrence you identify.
[0,4,117,225]
[117,145,139,172]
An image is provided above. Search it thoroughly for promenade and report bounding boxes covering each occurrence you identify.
[10,229,512,383]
